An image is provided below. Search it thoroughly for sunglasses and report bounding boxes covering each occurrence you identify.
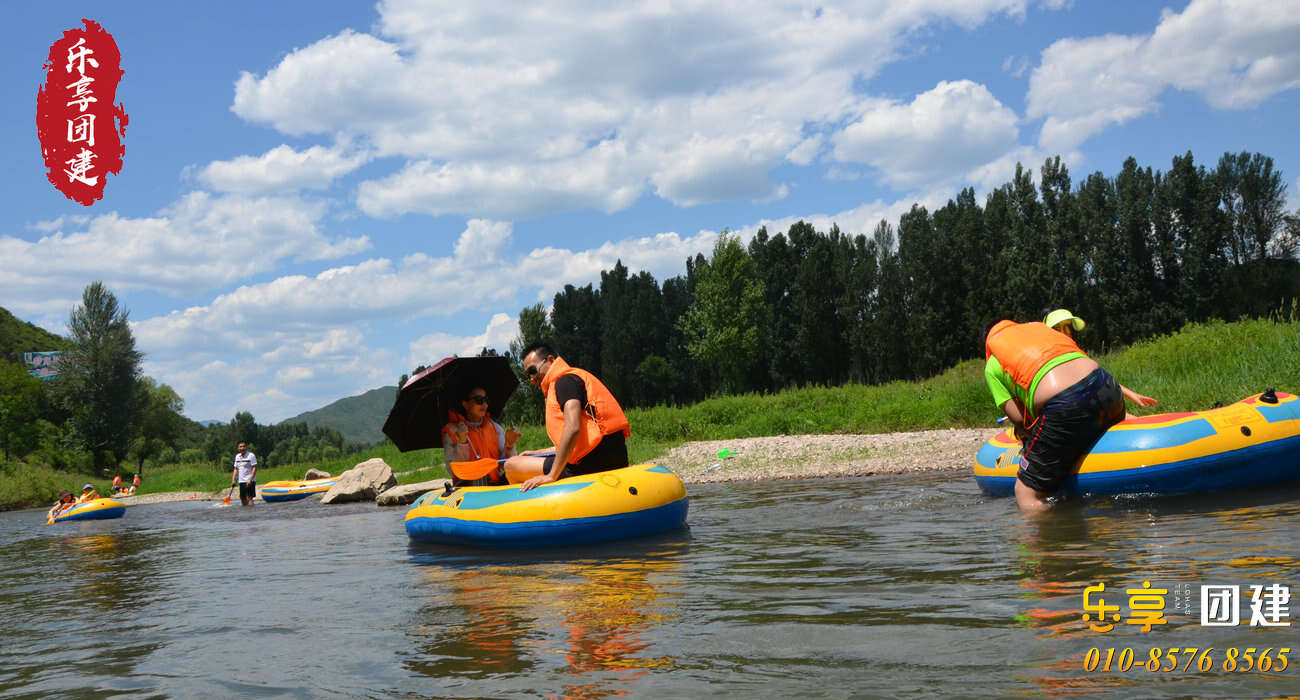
[466,395,489,405]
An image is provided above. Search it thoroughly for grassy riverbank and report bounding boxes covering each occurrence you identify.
[4,316,1297,510]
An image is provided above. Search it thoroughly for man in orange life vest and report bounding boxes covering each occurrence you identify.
[505,342,630,492]
[985,319,1155,513]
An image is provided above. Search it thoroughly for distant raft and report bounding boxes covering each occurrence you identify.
[974,389,1300,498]
[49,498,126,523]
[260,477,339,503]
[405,463,689,547]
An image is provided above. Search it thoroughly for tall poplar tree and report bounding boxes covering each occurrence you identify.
[54,282,143,474]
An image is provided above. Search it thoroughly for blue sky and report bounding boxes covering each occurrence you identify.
[3,1,1298,423]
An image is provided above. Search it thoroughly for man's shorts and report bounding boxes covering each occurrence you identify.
[239,481,257,501]
[1018,368,1125,494]
[542,432,629,479]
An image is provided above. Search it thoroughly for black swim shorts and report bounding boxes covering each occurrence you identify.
[542,431,629,478]
[239,481,257,502]
[1018,368,1125,494]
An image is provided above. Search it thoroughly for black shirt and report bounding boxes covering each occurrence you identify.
[554,374,587,409]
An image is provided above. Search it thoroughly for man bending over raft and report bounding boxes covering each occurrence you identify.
[984,319,1156,513]
[504,342,631,492]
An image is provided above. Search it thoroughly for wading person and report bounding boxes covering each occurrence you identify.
[1043,308,1158,412]
[231,441,258,506]
[985,319,1152,513]
[504,343,630,492]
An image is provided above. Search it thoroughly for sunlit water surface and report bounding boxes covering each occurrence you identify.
[3,472,1299,698]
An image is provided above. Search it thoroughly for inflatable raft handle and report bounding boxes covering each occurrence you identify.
[1261,387,1278,404]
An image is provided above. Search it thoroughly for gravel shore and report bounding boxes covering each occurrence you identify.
[118,427,999,504]
[661,428,998,484]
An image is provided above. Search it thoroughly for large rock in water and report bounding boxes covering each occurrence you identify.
[375,479,448,506]
[320,458,397,504]
[303,468,331,480]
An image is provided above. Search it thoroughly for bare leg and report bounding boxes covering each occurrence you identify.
[503,454,550,484]
[1014,479,1054,513]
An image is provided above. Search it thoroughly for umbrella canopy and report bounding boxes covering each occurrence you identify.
[382,355,520,452]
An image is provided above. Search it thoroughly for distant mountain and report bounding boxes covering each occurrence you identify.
[0,306,70,363]
[198,419,224,427]
[277,385,398,446]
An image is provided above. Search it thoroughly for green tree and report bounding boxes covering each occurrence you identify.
[866,220,908,382]
[127,377,186,476]
[550,284,602,377]
[677,233,766,394]
[1164,152,1229,324]
[632,354,675,406]
[0,361,44,459]
[53,282,143,475]
[1217,151,1287,265]
[599,262,668,404]
[660,274,706,403]
[504,303,552,425]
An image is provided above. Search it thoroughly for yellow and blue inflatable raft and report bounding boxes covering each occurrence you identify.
[260,477,338,502]
[404,463,689,547]
[49,498,126,523]
[974,389,1300,497]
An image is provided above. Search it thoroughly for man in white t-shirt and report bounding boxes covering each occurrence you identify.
[231,441,258,506]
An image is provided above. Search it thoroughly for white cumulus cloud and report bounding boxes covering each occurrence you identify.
[0,192,369,318]
[198,144,372,194]
[833,80,1021,189]
[1028,0,1300,151]
[230,0,1057,218]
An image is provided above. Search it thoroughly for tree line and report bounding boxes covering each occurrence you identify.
[1,283,357,476]
[499,151,1300,419]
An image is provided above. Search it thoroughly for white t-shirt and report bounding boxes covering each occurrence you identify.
[233,451,258,483]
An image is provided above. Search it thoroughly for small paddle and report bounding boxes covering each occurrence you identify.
[450,453,554,481]
[221,483,235,506]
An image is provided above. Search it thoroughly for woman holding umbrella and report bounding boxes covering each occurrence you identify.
[442,385,521,486]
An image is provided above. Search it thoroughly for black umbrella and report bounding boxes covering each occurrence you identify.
[382,355,520,452]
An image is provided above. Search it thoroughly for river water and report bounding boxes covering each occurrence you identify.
[2,472,1298,698]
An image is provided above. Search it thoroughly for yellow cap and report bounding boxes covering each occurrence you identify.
[1043,308,1085,332]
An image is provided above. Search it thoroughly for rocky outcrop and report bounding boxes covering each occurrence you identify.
[303,468,331,480]
[375,480,448,506]
[320,458,397,504]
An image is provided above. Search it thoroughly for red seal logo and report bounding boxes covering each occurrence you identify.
[35,19,129,206]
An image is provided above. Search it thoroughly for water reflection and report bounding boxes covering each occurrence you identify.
[1010,484,1300,696]
[406,545,685,698]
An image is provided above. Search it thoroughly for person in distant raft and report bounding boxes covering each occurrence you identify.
[1043,308,1159,415]
[985,319,1156,512]
[112,474,123,494]
[442,385,521,486]
[504,342,630,492]
[48,489,77,520]
[129,474,141,495]
[230,441,258,506]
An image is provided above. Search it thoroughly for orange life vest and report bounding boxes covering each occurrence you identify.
[77,490,98,504]
[540,356,631,463]
[112,475,122,489]
[443,410,505,482]
[985,320,1084,388]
